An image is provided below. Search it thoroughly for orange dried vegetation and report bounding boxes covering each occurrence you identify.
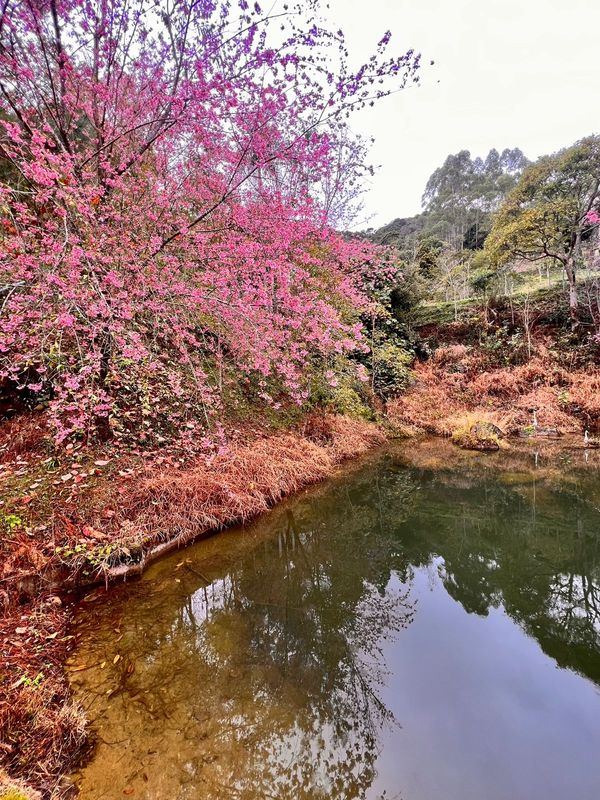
[0,412,49,463]
[389,343,600,436]
[116,415,385,542]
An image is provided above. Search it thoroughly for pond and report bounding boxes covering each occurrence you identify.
[68,438,600,800]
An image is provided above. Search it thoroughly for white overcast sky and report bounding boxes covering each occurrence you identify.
[324,0,600,229]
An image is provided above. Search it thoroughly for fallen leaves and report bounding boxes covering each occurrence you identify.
[82,525,107,541]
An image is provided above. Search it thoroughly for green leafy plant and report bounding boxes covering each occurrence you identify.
[2,514,23,531]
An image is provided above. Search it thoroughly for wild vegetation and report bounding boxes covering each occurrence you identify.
[0,0,422,446]
[368,137,600,447]
[369,138,600,334]
[0,1,419,796]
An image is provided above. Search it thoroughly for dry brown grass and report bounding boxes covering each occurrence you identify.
[114,415,385,543]
[0,414,385,798]
[389,343,598,437]
[387,361,465,436]
[0,682,86,797]
[568,373,600,422]
[0,414,49,464]
[0,771,41,800]
[0,603,87,799]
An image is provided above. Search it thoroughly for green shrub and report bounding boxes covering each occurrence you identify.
[330,385,374,420]
[372,343,412,399]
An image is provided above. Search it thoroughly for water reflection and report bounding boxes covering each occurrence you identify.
[70,440,600,799]
[393,440,600,684]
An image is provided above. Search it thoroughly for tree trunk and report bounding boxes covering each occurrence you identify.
[94,327,113,441]
[565,256,579,330]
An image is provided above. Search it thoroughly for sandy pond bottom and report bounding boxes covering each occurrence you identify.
[68,439,600,800]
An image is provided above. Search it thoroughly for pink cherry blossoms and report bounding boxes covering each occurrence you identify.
[586,210,600,225]
[0,0,418,442]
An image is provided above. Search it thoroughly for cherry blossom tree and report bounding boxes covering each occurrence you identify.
[0,0,419,441]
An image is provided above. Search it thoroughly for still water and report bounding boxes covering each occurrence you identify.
[69,439,600,799]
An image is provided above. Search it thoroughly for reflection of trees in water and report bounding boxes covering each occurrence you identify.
[72,467,419,800]
[395,463,600,684]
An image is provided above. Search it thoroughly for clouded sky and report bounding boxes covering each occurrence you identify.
[325,0,600,229]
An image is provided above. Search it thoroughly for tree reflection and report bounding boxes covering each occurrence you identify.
[391,444,600,685]
[70,444,600,800]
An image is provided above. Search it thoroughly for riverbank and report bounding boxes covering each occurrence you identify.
[0,413,385,799]
[3,297,600,798]
[66,432,600,800]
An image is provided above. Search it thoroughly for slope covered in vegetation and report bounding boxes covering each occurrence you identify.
[2,0,600,795]
[389,295,600,439]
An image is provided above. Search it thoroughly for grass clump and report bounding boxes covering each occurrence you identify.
[451,417,507,452]
[0,769,40,800]
[330,385,374,420]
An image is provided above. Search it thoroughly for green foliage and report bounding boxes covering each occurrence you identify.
[451,419,504,451]
[306,354,375,419]
[355,295,416,400]
[470,269,496,296]
[330,385,374,420]
[369,148,529,262]
[415,236,443,280]
[368,215,424,255]
[421,147,529,251]
[368,147,530,310]
[2,514,23,532]
[467,250,497,296]
[54,540,142,574]
[485,136,600,273]
[371,342,412,399]
[389,273,426,316]
[13,672,45,691]
[480,324,525,365]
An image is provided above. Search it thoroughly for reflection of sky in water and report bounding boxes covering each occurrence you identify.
[372,567,600,800]
[69,444,600,800]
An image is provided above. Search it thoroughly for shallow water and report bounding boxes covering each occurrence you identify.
[69,439,600,799]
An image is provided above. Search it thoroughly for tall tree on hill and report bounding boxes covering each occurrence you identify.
[485,136,600,327]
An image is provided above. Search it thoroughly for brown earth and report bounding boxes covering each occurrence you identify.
[389,325,600,441]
